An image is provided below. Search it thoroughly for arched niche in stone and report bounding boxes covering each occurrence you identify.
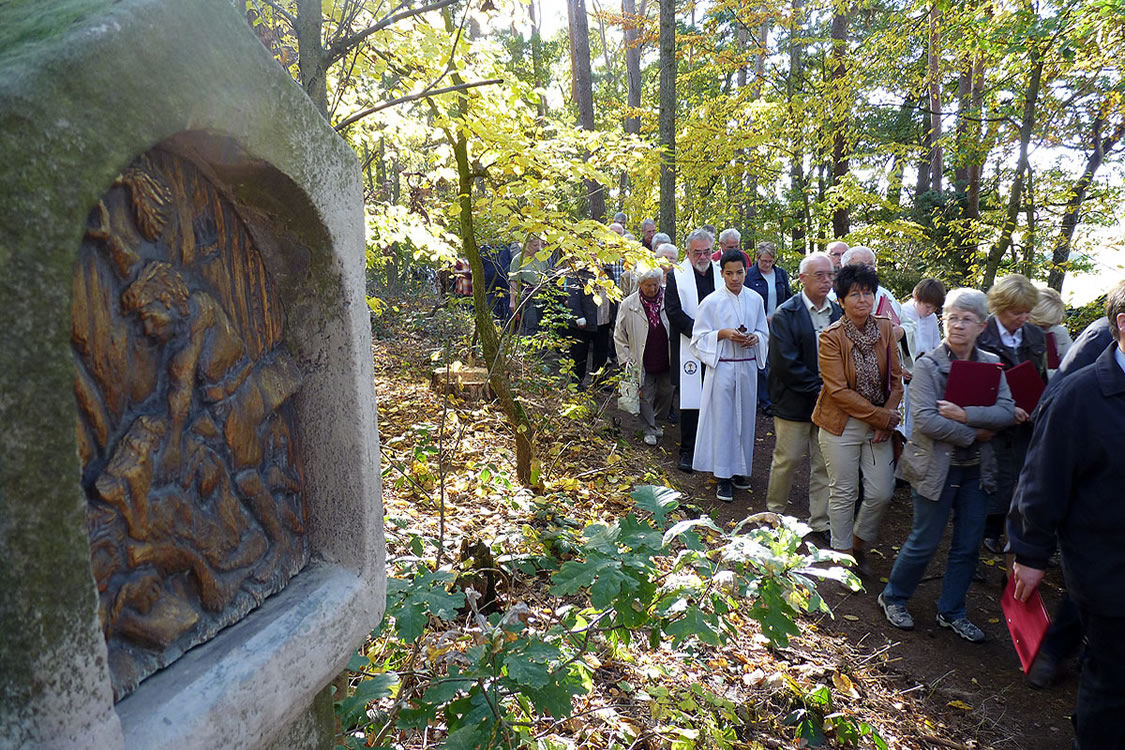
[0,3,384,748]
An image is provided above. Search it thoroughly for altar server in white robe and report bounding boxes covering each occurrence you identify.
[690,249,770,502]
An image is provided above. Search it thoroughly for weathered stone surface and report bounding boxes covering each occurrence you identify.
[0,1,384,748]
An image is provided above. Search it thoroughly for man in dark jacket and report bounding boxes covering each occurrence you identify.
[745,241,792,415]
[765,252,841,539]
[1059,316,1114,376]
[665,229,720,472]
[565,269,610,386]
[1009,283,1125,749]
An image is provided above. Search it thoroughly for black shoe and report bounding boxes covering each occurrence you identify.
[716,479,733,503]
[804,530,831,549]
[678,453,694,473]
[982,536,1006,555]
[761,404,774,417]
[1027,651,1061,689]
[732,474,751,489]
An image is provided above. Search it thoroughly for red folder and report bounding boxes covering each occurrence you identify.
[876,294,901,326]
[1046,331,1060,370]
[1004,360,1046,413]
[1001,572,1051,673]
[944,359,1004,407]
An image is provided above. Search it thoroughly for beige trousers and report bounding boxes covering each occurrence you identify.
[766,417,829,533]
[818,416,895,550]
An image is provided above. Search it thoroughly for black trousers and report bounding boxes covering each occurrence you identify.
[678,365,707,458]
[1074,606,1125,749]
[570,325,609,385]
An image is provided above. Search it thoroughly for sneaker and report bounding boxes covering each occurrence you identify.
[937,613,985,643]
[982,536,1005,555]
[716,479,733,503]
[643,434,658,446]
[877,593,914,630]
[732,474,751,489]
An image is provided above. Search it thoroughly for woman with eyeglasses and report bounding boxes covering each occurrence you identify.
[812,264,903,574]
[878,289,1016,642]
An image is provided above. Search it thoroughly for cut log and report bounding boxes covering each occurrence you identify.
[430,365,493,400]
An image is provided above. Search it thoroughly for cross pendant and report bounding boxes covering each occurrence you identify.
[737,324,747,333]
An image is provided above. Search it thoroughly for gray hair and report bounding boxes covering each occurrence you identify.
[637,267,664,284]
[652,232,671,248]
[641,218,657,230]
[755,241,777,259]
[944,288,989,324]
[841,245,876,267]
[718,227,741,244]
[613,212,628,224]
[798,251,833,274]
[608,222,625,235]
[685,228,715,249]
[654,242,678,259]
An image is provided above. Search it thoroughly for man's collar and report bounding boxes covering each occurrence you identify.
[802,290,830,313]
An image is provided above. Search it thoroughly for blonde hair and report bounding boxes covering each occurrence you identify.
[987,273,1039,314]
[1029,287,1065,328]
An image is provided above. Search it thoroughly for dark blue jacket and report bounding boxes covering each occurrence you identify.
[1058,316,1113,376]
[745,263,792,314]
[1008,344,1125,616]
[767,294,842,422]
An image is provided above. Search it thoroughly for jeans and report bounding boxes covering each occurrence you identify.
[1075,606,1125,749]
[757,366,771,409]
[881,464,987,621]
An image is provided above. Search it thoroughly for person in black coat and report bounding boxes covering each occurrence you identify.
[665,229,718,472]
[1008,284,1125,749]
[765,252,841,539]
[744,242,792,415]
[565,269,610,386]
[975,273,1046,552]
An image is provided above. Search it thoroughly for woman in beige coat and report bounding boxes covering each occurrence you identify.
[614,268,673,445]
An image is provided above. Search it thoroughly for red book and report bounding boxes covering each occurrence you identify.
[875,294,901,326]
[1004,360,1046,413]
[944,359,1004,407]
[1001,572,1051,673]
[1046,331,1061,370]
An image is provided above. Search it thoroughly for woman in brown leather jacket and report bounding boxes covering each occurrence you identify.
[812,264,903,573]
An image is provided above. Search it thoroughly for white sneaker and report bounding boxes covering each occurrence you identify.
[643,434,657,446]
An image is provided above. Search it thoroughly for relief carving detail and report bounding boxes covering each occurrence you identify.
[73,149,308,700]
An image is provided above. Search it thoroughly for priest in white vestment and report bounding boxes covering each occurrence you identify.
[689,250,771,501]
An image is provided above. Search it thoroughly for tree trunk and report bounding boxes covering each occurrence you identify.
[982,47,1043,289]
[927,1,943,193]
[567,0,605,221]
[1048,115,1125,291]
[296,0,328,116]
[619,0,643,201]
[441,12,538,486]
[829,6,850,238]
[658,0,676,241]
[788,0,807,250]
[529,0,548,118]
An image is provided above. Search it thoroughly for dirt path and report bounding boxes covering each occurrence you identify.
[615,404,1077,749]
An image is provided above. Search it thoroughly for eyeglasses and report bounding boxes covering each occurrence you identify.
[805,271,834,280]
[944,315,980,327]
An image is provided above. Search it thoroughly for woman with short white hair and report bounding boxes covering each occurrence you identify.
[879,288,1015,642]
[1030,287,1072,378]
[614,267,674,445]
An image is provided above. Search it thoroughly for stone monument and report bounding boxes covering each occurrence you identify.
[0,1,385,748]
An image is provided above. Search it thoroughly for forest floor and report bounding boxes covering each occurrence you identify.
[367,298,1077,750]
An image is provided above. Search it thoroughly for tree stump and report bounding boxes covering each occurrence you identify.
[430,365,492,401]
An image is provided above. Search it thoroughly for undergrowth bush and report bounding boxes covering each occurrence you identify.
[335,485,886,749]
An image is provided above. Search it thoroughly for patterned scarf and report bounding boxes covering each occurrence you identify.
[843,315,886,406]
[640,287,664,329]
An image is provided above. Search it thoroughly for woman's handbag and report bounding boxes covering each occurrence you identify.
[618,366,641,415]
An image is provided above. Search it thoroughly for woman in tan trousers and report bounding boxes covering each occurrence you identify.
[812,263,903,574]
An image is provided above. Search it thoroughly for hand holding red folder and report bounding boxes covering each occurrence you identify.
[944,359,1004,407]
[1001,570,1051,673]
[1004,360,1046,414]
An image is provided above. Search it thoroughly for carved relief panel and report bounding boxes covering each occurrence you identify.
[73,149,309,700]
